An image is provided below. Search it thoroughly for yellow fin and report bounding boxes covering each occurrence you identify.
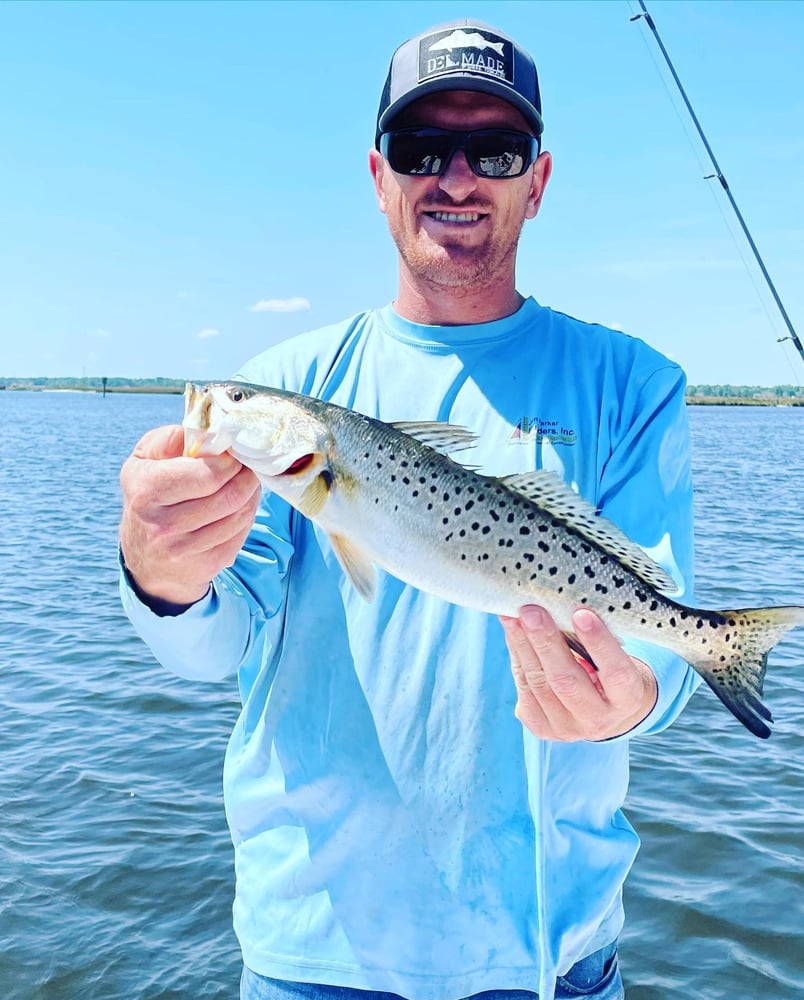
[298,472,332,518]
[330,535,377,602]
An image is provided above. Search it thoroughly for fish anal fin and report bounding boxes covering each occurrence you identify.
[561,631,598,672]
[330,535,377,602]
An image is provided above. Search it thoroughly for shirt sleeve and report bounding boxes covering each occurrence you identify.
[120,494,295,684]
[596,362,701,738]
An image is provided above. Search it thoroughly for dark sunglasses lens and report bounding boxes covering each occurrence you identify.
[466,132,536,177]
[385,131,453,176]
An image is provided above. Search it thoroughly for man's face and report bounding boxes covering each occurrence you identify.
[370,91,552,293]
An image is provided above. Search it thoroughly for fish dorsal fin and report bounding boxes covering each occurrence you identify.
[500,470,676,593]
[329,535,377,602]
[389,421,477,455]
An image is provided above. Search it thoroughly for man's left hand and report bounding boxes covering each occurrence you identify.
[500,605,658,742]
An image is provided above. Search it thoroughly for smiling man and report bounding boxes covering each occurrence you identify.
[120,19,698,1000]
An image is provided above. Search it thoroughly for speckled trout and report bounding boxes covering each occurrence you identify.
[183,381,804,739]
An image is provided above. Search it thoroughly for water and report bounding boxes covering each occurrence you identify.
[1,391,802,999]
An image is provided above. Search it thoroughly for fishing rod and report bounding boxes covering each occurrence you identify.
[630,0,804,370]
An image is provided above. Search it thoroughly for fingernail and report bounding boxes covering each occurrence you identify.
[574,609,599,633]
[520,605,547,630]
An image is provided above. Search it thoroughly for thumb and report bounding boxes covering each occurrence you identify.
[132,424,186,461]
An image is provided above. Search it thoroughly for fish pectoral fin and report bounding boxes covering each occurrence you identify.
[388,421,478,455]
[298,473,332,518]
[330,535,377,602]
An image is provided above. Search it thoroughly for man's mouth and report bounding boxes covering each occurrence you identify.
[426,210,484,223]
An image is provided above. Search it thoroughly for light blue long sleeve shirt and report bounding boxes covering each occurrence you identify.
[122,298,700,1000]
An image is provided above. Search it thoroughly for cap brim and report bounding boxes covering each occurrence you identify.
[377,77,544,141]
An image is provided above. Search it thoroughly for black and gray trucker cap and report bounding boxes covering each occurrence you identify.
[376,20,543,145]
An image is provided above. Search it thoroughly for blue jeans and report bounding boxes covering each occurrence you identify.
[241,941,623,1000]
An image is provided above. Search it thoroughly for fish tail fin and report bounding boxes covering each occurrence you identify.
[692,605,804,739]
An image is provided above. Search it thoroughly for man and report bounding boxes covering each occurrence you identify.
[120,20,698,1000]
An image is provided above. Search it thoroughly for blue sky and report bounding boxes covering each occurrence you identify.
[2,0,803,385]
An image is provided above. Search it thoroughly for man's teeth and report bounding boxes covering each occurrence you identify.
[430,211,480,222]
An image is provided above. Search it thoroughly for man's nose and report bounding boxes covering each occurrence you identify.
[437,149,479,200]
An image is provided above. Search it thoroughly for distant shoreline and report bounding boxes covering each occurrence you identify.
[1,384,802,406]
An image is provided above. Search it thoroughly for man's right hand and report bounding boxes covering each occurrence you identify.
[119,424,262,608]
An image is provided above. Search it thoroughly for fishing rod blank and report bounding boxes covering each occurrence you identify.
[630,0,804,369]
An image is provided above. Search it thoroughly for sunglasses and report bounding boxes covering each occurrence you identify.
[379,127,540,179]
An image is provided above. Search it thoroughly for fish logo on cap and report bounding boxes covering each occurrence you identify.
[418,26,514,84]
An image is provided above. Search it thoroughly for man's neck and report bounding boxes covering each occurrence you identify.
[393,269,525,326]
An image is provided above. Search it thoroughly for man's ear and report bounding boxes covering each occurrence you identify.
[525,150,553,220]
[369,148,388,214]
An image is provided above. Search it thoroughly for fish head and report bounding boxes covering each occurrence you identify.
[182,382,333,494]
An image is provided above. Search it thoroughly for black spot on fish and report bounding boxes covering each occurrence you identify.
[471,522,480,531]
[634,588,646,601]
[412,490,419,497]
[622,601,631,610]
[584,566,595,579]
[443,493,450,502]
[520,526,531,536]
[538,524,550,533]
[465,500,475,511]
[549,567,557,576]
[582,543,593,554]
[649,600,659,612]
[401,460,408,468]
[670,617,677,627]
[562,543,577,557]
[403,476,410,485]
[490,510,500,522]
[482,526,491,535]
[507,513,515,524]
[523,553,534,563]
[442,517,449,525]
[538,541,549,553]
[595,584,608,594]
[430,486,437,494]
[567,573,576,585]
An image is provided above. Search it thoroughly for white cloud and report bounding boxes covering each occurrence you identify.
[250,297,311,313]
[197,328,220,339]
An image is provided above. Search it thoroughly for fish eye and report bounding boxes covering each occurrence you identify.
[228,387,246,403]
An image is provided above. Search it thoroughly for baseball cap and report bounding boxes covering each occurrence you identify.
[376,20,543,146]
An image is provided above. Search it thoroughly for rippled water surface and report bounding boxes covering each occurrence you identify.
[1,392,802,999]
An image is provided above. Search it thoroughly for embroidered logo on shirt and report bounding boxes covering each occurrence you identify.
[418,27,514,84]
[510,416,577,446]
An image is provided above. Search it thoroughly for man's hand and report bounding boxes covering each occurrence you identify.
[119,425,262,607]
[500,605,658,742]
